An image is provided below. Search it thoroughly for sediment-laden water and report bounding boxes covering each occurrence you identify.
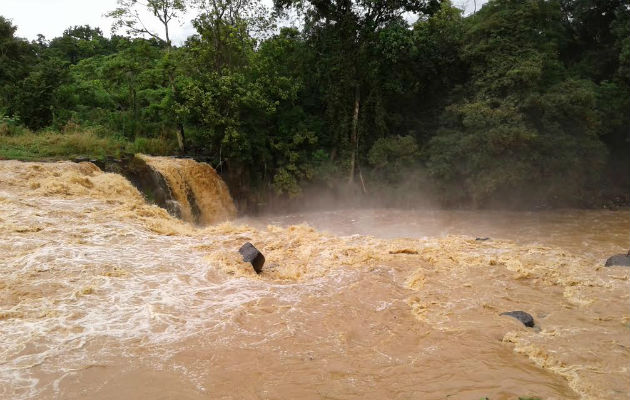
[0,159,628,400]
[137,155,236,225]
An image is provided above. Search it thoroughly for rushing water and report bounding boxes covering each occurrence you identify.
[0,159,628,400]
[241,208,628,260]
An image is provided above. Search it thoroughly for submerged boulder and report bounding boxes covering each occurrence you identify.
[500,311,535,327]
[239,242,265,274]
[605,253,630,267]
[165,200,182,219]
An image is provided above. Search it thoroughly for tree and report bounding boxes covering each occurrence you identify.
[0,17,69,129]
[192,0,272,34]
[559,0,629,82]
[0,16,36,115]
[107,1,191,150]
[12,57,69,129]
[48,25,113,64]
[107,0,188,47]
[426,0,608,207]
[59,39,177,138]
[274,0,440,186]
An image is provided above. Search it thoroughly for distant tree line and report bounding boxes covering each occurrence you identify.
[1,0,628,208]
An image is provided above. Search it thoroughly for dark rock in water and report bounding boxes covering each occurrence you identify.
[89,155,183,219]
[185,183,201,224]
[73,156,90,163]
[238,243,265,274]
[476,237,490,241]
[118,156,176,216]
[165,200,182,219]
[500,311,535,327]
[605,253,630,267]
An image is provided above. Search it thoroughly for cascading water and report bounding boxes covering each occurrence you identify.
[0,159,628,400]
[136,155,236,225]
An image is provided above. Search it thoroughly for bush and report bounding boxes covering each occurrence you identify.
[426,100,607,207]
[0,114,29,137]
[128,136,178,155]
[368,135,420,183]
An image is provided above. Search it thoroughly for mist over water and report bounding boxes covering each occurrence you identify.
[241,208,628,259]
[0,159,628,400]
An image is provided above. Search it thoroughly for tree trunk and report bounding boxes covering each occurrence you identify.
[176,123,185,153]
[165,23,171,47]
[169,68,185,153]
[165,46,184,152]
[348,86,360,184]
[131,85,137,139]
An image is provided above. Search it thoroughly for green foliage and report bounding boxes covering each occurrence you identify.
[0,126,175,161]
[425,0,614,206]
[12,57,70,129]
[427,97,606,206]
[0,16,36,118]
[368,135,419,182]
[48,26,114,64]
[0,114,28,137]
[107,0,187,46]
[58,39,178,139]
[0,17,34,81]
[128,136,178,155]
[464,0,566,98]
[0,129,127,160]
[176,21,321,195]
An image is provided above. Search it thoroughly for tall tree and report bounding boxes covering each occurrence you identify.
[12,57,69,129]
[560,0,628,82]
[0,17,35,115]
[426,0,608,207]
[274,0,439,186]
[107,0,190,150]
[60,39,177,138]
[107,0,188,47]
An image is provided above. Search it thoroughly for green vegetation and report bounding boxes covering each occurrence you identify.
[0,124,176,161]
[0,130,126,161]
[1,0,628,209]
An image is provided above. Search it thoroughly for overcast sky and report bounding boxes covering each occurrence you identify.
[2,0,196,44]
[2,0,486,45]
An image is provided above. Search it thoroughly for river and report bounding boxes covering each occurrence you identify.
[0,159,628,400]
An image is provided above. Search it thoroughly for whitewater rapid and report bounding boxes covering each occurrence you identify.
[0,159,628,400]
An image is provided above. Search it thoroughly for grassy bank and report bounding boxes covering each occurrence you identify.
[0,124,177,161]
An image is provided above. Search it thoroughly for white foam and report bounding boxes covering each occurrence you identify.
[1,193,361,399]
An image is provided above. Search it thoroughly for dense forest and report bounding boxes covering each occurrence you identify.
[1,0,628,210]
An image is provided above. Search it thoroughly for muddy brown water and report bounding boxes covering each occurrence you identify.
[0,159,628,400]
[240,208,628,260]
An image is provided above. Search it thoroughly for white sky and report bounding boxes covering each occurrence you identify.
[2,0,486,45]
[2,0,196,44]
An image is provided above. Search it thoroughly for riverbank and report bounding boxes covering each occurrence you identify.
[1,129,628,214]
[0,129,176,161]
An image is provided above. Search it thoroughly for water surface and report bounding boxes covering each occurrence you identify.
[1,160,628,400]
